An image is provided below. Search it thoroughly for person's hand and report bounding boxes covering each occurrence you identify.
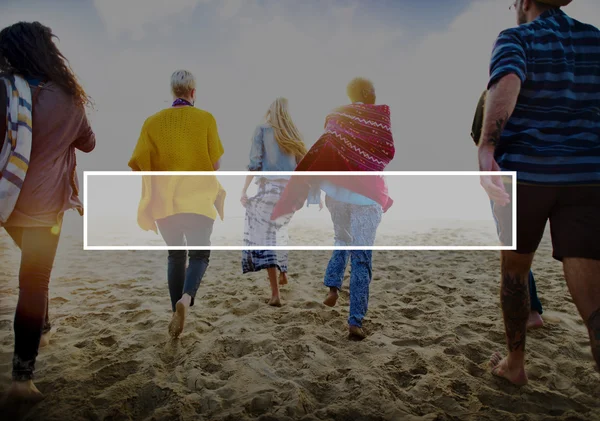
[319,198,324,211]
[240,191,249,208]
[478,146,510,206]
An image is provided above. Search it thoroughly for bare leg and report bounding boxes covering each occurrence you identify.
[528,272,544,329]
[278,271,288,286]
[267,267,281,307]
[490,251,533,386]
[563,258,600,371]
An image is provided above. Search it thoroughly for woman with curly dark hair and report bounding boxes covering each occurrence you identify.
[0,21,95,402]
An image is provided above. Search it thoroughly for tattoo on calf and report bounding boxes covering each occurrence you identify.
[500,271,530,353]
[588,308,600,367]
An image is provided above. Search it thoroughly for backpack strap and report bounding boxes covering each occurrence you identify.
[0,79,6,144]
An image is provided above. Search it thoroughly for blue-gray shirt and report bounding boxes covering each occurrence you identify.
[247,124,297,180]
[489,8,600,185]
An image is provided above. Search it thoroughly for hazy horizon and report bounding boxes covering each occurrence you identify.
[84,173,511,248]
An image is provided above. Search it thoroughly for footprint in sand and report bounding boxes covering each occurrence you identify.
[49,296,69,305]
[284,343,315,362]
[276,326,306,340]
[125,309,152,323]
[62,315,85,328]
[93,361,140,389]
[290,300,321,310]
[221,297,242,308]
[391,370,419,388]
[187,370,226,391]
[399,307,425,320]
[97,335,117,348]
[231,302,260,317]
[114,383,174,420]
[450,380,471,400]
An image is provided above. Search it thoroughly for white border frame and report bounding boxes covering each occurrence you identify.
[83,171,517,251]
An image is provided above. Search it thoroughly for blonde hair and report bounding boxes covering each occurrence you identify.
[170,69,196,98]
[346,77,374,103]
[265,98,307,161]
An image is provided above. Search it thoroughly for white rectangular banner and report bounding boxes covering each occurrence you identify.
[83,171,517,251]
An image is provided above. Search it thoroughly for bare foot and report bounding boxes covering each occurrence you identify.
[527,311,544,330]
[490,352,528,386]
[39,331,52,348]
[348,325,367,341]
[279,272,288,286]
[0,380,45,418]
[168,301,186,339]
[5,380,45,403]
[323,289,338,307]
[268,296,282,307]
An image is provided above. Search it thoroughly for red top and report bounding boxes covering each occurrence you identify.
[271,103,395,220]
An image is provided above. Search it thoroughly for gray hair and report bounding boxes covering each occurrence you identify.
[170,70,196,98]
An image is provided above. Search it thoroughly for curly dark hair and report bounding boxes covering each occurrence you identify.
[0,21,92,107]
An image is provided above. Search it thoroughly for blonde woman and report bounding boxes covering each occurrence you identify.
[241,98,311,306]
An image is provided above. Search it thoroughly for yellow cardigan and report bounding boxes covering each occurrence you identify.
[128,107,226,233]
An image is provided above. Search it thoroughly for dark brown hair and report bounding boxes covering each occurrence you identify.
[0,21,91,107]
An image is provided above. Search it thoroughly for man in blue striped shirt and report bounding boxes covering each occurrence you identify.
[478,0,600,385]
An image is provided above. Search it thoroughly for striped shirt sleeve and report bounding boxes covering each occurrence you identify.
[488,29,527,89]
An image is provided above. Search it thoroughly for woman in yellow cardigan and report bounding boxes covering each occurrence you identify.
[128,70,225,338]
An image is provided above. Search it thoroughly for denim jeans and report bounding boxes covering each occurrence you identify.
[5,226,59,381]
[490,201,543,314]
[156,213,213,312]
[323,196,382,327]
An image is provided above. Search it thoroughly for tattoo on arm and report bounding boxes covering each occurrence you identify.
[500,271,530,353]
[587,308,600,369]
[486,112,509,147]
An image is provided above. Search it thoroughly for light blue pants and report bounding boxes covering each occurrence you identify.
[323,196,382,327]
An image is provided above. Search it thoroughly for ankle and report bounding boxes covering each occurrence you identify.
[13,379,33,385]
[506,353,525,370]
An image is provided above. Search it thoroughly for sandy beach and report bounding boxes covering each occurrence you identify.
[1,221,598,421]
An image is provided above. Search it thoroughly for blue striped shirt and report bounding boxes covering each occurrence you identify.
[488,8,600,185]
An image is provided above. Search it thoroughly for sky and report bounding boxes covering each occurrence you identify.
[2,0,599,173]
[1,0,599,243]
